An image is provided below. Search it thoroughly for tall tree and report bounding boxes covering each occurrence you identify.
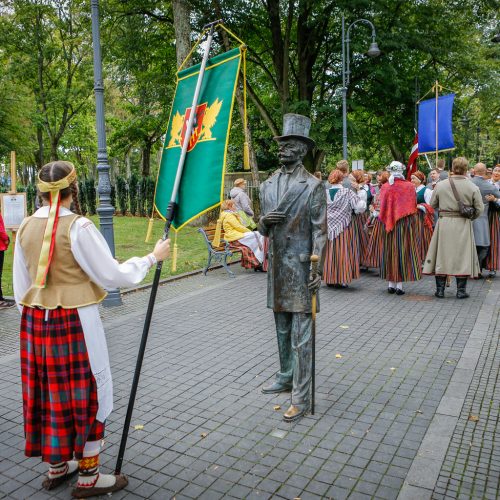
[0,0,94,165]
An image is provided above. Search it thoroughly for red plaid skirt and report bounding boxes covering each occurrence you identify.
[230,241,261,269]
[20,307,105,463]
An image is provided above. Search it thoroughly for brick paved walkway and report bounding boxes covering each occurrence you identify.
[0,268,498,499]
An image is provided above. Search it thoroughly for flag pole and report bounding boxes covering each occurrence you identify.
[435,80,439,167]
[114,21,219,475]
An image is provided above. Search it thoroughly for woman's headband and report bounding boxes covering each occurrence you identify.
[37,167,77,193]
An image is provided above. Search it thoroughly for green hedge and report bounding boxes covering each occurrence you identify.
[19,175,156,217]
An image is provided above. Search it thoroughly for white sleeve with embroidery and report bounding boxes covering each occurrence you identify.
[70,218,156,290]
[424,188,433,205]
[13,235,32,313]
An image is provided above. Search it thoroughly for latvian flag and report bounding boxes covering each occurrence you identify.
[406,133,418,180]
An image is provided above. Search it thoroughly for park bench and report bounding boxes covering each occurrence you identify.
[197,226,241,277]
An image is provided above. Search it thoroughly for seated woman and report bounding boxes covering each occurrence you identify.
[215,199,265,271]
[323,169,366,288]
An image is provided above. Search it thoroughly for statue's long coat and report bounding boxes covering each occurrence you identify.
[259,165,327,313]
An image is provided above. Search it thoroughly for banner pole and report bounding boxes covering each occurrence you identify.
[435,80,439,167]
[114,23,217,476]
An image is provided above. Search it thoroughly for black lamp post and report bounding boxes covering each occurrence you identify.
[341,14,381,160]
[90,0,121,306]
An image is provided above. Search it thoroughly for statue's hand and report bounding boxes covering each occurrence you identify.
[308,272,322,293]
[261,211,286,226]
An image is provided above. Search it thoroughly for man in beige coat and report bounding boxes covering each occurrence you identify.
[423,157,484,298]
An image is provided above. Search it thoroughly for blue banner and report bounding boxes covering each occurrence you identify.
[418,94,455,154]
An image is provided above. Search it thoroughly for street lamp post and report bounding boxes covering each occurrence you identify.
[341,14,381,160]
[90,0,121,306]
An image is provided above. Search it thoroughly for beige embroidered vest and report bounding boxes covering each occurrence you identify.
[18,214,107,309]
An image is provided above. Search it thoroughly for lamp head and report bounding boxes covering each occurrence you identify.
[367,41,381,58]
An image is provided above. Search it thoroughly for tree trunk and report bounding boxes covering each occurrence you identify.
[313,149,326,172]
[125,150,131,178]
[35,125,44,169]
[142,142,151,177]
[389,143,405,163]
[246,83,280,136]
[172,0,191,69]
[50,139,59,161]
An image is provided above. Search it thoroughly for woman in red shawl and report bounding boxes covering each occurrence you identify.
[379,161,422,295]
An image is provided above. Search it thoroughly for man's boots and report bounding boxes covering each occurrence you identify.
[435,276,446,298]
[456,277,470,299]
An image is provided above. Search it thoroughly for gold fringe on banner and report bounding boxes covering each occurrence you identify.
[145,217,154,243]
[171,232,178,272]
[242,47,250,171]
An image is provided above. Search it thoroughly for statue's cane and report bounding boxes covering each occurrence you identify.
[310,254,319,415]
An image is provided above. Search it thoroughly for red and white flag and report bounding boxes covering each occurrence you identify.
[406,133,418,180]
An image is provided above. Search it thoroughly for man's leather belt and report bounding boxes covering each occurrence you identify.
[439,210,462,218]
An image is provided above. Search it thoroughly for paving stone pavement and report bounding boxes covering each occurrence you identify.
[432,289,500,500]
[0,267,498,500]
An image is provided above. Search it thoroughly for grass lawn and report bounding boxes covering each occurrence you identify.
[1,216,235,298]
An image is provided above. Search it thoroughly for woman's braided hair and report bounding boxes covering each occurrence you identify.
[39,161,81,215]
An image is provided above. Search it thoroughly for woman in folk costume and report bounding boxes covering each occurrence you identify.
[364,171,389,269]
[485,166,500,278]
[214,199,265,271]
[348,170,370,268]
[410,171,435,262]
[423,157,484,298]
[323,169,366,287]
[13,161,170,498]
[379,161,422,295]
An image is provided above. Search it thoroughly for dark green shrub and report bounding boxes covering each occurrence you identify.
[129,173,139,216]
[116,176,128,215]
[110,184,116,210]
[78,180,87,215]
[26,184,37,215]
[85,178,97,215]
[138,176,147,217]
[146,177,155,217]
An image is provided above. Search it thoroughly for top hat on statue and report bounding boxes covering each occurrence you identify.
[274,113,316,150]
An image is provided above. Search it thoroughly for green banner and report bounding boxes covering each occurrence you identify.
[154,47,241,230]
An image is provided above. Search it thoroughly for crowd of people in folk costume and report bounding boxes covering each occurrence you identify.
[8,158,499,498]
[225,159,500,299]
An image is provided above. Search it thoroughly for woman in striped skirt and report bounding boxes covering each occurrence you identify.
[379,161,422,295]
[364,172,389,269]
[14,161,171,498]
[349,170,370,269]
[410,171,435,263]
[323,169,366,287]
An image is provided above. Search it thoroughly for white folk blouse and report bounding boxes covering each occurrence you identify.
[14,206,156,422]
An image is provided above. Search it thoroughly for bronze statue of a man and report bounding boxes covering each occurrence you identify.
[259,113,327,422]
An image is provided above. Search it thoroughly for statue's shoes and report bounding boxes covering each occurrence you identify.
[261,382,292,394]
[283,404,307,422]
